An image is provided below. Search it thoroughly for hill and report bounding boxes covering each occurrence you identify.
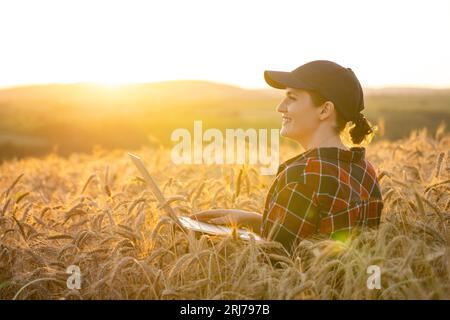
[0,81,449,161]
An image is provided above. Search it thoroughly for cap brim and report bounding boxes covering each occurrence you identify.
[264,70,315,90]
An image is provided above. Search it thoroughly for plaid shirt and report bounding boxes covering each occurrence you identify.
[260,147,384,252]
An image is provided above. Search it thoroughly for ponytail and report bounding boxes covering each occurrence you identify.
[349,113,375,145]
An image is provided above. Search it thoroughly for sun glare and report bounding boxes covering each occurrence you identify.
[94,80,129,88]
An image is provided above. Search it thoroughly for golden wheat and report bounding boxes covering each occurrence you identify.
[0,128,449,299]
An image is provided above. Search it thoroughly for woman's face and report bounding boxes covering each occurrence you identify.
[276,87,320,141]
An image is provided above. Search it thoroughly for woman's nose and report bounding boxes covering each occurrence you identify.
[276,98,288,113]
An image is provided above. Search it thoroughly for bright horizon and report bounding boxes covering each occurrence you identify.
[1,0,449,90]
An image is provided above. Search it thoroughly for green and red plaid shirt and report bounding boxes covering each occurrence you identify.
[261,146,384,252]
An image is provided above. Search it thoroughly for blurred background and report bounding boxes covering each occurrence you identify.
[0,0,449,161]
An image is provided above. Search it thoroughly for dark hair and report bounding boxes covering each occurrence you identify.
[307,90,376,146]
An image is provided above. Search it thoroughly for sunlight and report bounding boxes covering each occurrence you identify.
[94,80,129,88]
[0,0,449,89]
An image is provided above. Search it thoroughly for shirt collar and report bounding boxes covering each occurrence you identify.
[277,146,366,175]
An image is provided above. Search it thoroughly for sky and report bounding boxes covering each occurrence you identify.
[0,0,449,89]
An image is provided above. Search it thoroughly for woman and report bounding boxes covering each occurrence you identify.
[190,60,384,253]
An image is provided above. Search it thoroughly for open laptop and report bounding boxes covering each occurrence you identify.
[128,152,263,242]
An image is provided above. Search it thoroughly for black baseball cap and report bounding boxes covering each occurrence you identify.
[264,60,364,122]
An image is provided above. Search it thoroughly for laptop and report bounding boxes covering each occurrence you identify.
[128,152,263,242]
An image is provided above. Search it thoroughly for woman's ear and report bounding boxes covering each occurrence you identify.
[318,101,335,120]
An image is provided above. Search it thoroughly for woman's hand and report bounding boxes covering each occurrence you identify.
[189,209,262,233]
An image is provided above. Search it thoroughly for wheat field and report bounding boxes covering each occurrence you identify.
[0,124,449,300]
